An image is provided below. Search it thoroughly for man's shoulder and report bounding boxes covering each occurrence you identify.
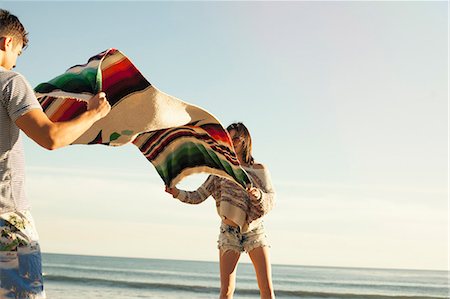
[0,68,27,86]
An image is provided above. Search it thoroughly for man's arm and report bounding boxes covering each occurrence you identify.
[15,92,111,150]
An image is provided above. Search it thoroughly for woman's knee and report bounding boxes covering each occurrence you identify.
[219,284,235,299]
[259,286,275,299]
[219,270,237,299]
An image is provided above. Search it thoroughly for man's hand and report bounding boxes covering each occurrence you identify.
[87,92,111,121]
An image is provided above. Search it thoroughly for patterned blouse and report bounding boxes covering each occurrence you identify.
[176,164,275,232]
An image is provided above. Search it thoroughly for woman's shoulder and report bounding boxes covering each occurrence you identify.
[247,162,273,188]
[247,163,271,177]
[251,162,266,170]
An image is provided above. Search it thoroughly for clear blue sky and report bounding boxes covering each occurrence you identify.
[2,1,448,270]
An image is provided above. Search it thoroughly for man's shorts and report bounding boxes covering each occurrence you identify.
[217,222,269,254]
[0,211,45,299]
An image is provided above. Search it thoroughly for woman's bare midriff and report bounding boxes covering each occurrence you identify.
[222,217,238,227]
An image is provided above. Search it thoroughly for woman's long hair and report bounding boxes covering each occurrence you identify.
[227,122,254,165]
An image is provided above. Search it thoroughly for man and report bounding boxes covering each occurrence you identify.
[0,9,110,298]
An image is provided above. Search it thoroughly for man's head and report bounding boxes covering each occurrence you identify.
[0,9,28,70]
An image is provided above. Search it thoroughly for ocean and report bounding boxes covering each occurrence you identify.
[41,253,448,299]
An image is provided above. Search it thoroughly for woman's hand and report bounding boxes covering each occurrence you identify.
[247,187,262,202]
[165,186,180,198]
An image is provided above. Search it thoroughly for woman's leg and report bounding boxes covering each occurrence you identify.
[219,249,241,299]
[248,246,275,299]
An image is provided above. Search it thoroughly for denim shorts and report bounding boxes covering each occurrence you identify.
[0,211,46,299]
[217,222,269,254]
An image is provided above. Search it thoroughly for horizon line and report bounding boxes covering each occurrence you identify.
[41,251,449,273]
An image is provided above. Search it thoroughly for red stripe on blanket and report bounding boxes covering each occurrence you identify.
[56,100,87,121]
[202,124,232,146]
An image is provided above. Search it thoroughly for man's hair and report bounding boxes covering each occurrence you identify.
[0,9,28,49]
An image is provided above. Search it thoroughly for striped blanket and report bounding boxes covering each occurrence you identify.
[34,49,251,188]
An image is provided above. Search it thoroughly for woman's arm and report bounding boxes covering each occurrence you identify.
[248,164,276,217]
[165,175,218,205]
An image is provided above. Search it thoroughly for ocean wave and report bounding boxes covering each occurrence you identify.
[44,263,216,279]
[44,274,218,293]
[44,264,448,289]
[44,274,447,299]
[44,265,448,292]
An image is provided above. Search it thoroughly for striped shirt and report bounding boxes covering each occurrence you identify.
[176,164,275,232]
[0,67,42,213]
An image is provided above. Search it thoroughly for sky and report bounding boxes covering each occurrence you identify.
[1,1,448,271]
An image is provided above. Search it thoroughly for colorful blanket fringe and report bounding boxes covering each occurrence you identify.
[34,49,251,188]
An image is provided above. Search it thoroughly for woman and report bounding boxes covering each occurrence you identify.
[165,122,276,299]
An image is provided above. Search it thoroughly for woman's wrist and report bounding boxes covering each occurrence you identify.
[257,189,262,199]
